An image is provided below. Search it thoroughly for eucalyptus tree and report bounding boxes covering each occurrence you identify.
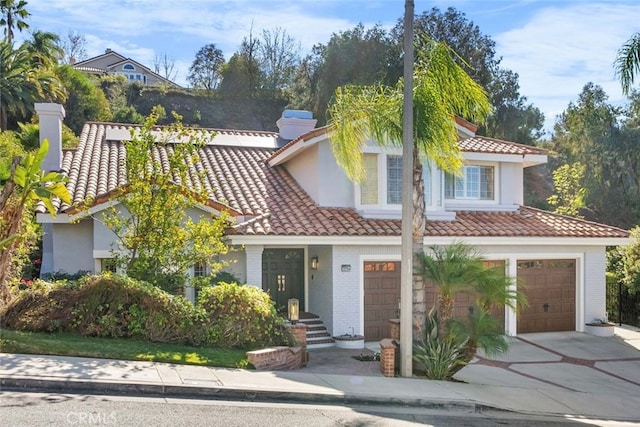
[327,39,491,335]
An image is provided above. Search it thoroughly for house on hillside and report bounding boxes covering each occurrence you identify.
[34,103,629,346]
[73,48,180,87]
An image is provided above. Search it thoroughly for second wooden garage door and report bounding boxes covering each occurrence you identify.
[517,259,576,333]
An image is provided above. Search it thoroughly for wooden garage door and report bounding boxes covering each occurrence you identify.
[364,261,400,341]
[517,259,576,333]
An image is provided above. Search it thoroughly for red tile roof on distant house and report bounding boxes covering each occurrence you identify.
[47,121,627,241]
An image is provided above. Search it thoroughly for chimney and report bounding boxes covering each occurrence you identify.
[35,103,65,172]
[276,110,317,141]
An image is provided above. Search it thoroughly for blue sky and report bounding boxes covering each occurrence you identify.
[19,0,640,134]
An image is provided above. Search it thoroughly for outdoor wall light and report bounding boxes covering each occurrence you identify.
[288,298,299,323]
[311,256,319,270]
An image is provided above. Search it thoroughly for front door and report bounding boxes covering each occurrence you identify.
[262,249,304,311]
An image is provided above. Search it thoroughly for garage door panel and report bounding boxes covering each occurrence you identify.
[517,259,575,333]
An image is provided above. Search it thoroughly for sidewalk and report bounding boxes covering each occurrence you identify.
[1,327,640,422]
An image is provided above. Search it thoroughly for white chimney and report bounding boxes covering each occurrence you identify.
[35,103,65,172]
[276,110,317,140]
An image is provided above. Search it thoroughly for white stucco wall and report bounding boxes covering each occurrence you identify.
[220,246,246,283]
[317,142,353,207]
[583,249,607,325]
[285,141,354,208]
[286,144,320,202]
[499,162,523,206]
[307,245,333,332]
[50,220,95,274]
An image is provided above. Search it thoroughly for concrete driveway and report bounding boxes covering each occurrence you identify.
[454,326,640,397]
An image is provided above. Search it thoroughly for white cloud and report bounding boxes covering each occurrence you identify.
[494,2,640,131]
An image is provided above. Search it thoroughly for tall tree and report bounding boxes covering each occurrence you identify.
[552,83,640,227]
[293,24,400,125]
[257,27,300,92]
[187,43,225,91]
[615,32,640,95]
[328,39,491,337]
[0,0,30,42]
[394,6,544,144]
[56,65,111,134]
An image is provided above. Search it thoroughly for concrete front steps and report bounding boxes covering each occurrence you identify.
[298,313,335,349]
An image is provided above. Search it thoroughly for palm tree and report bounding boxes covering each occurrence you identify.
[0,40,65,130]
[421,243,484,334]
[0,0,30,42]
[421,242,527,361]
[615,32,640,95]
[327,39,491,337]
[24,30,63,68]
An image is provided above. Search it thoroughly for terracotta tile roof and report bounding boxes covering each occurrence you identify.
[49,122,627,240]
[458,136,547,156]
[268,125,546,164]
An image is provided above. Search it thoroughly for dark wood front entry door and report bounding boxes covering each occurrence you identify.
[262,249,304,311]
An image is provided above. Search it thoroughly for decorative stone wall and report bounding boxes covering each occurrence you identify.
[379,338,397,377]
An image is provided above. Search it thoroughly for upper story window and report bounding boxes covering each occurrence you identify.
[359,153,433,208]
[386,155,402,204]
[361,154,378,205]
[445,165,494,200]
[123,63,135,71]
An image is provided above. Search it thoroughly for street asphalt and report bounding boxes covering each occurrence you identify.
[1,326,639,422]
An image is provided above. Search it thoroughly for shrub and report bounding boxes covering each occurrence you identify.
[198,282,294,349]
[1,274,205,345]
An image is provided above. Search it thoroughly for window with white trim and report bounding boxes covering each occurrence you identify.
[386,155,402,204]
[444,165,494,200]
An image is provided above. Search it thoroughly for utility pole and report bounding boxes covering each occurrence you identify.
[399,0,414,378]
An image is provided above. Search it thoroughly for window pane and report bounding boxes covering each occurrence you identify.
[480,166,494,199]
[444,173,454,199]
[361,154,378,204]
[466,166,479,198]
[387,155,402,204]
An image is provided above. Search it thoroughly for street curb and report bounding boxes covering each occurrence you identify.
[1,376,486,412]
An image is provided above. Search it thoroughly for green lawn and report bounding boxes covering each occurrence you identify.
[0,328,249,368]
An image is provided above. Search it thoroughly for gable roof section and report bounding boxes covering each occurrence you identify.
[268,124,548,167]
[73,50,179,87]
[47,121,627,242]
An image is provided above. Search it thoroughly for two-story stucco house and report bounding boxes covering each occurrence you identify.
[73,48,180,87]
[34,103,629,346]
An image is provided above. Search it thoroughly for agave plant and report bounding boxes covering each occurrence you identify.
[413,309,468,380]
